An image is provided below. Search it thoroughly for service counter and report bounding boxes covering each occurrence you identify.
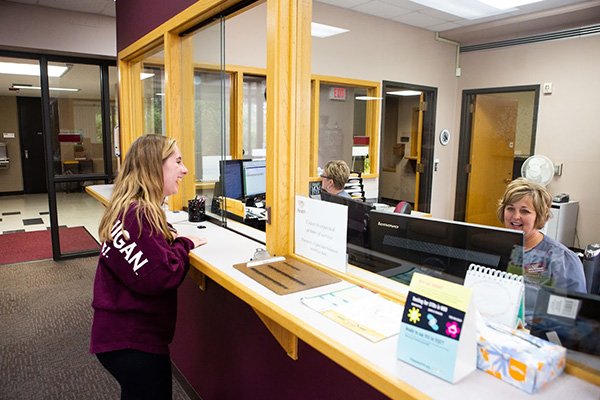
[169,215,599,399]
[85,185,599,399]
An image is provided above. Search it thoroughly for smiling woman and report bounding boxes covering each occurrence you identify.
[91,134,206,399]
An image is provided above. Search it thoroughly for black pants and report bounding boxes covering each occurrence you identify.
[97,349,172,400]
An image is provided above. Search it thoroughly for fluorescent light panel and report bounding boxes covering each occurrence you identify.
[12,85,80,92]
[0,62,68,77]
[409,0,516,19]
[140,72,155,80]
[478,0,544,9]
[387,90,422,96]
[355,96,382,101]
[311,22,349,38]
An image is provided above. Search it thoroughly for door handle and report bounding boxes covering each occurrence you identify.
[25,150,29,159]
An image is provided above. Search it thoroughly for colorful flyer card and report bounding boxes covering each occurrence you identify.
[397,273,477,383]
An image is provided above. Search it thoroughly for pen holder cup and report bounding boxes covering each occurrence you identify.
[188,199,205,222]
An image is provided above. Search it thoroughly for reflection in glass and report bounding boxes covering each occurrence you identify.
[184,5,268,233]
[141,47,165,135]
[318,84,368,173]
[242,75,266,159]
[49,62,106,178]
[108,65,119,177]
[194,70,231,182]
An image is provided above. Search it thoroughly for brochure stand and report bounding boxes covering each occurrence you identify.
[397,273,477,383]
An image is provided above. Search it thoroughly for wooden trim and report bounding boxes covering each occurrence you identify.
[266,0,312,256]
[188,267,207,291]
[85,186,109,207]
[232,71,244,158]
[195,181,216,189]
[312,75,379,88]
[222,196,245,218]
[118,59,143,155]
[366,85,381,174]
[310,76,381,176]
[254,309,299,360]
[164,32,187,210]
[310,79,320,177]
[195,63,267,76]
[565,360,600,386]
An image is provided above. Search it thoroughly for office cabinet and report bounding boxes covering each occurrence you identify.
[544,201,579,247]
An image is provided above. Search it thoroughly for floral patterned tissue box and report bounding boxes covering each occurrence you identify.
[477,320,566,393]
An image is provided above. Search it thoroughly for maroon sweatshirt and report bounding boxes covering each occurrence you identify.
[90,205,194,355]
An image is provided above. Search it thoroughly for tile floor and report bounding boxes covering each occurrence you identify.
[0,192,104,242]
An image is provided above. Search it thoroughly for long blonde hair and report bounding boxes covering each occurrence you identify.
[98,134,177,242]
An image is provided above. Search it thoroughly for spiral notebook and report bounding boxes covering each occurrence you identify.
[463,264,524,328]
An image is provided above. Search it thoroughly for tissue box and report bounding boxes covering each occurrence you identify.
[477,320,566,393]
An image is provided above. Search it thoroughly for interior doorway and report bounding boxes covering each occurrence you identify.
[17,97,47,194]
[379,81,436,212]
[0,52,117,260]
[454,86,540,226]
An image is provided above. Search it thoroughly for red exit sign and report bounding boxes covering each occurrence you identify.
[329,87,347,101]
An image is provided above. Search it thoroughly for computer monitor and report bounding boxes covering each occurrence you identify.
[365,211,524,285]
[219,159,244,200]
[242,159,266,198]
[321,191,374,248]
[529,286,600,356]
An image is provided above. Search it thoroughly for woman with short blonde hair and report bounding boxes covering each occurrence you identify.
[497,178,586,321]
[321,160,351,197]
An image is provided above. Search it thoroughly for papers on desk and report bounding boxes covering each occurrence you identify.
[245,206,267,220]
[301,286,404,342]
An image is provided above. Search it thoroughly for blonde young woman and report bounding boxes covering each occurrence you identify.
[497,178,586,293]
[90,134,205,399]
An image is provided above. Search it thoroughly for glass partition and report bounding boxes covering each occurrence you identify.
[185,2,267,235]
[242,74,266,159]
[308,2,600,370]
[108,65,119,177]
[47,60,116,257]
[141,47,165,135]
[193,69,231,183]
[317,83,369,174]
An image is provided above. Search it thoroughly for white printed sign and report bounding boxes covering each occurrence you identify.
[295,195,347,273]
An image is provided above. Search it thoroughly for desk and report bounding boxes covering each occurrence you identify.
[85,185,599,399]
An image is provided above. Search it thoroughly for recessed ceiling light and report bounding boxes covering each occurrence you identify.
[0,62,68,77]
[387,90,422,96]
[409,0,512,20]
[12,84,80,92]
[355,96,383,101]
[478,0,544,10]
[311,22,349,38]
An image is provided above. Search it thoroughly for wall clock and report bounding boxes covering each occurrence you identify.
[439,129,450,146]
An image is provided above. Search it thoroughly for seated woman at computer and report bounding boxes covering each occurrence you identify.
[497,178,586,294]
[321,160,351,198]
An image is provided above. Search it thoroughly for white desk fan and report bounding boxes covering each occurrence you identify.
[521,155,555,186]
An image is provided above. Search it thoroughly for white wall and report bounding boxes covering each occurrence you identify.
[0,0,116,57]
[458,35,600,247]
[311,2,459,218]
